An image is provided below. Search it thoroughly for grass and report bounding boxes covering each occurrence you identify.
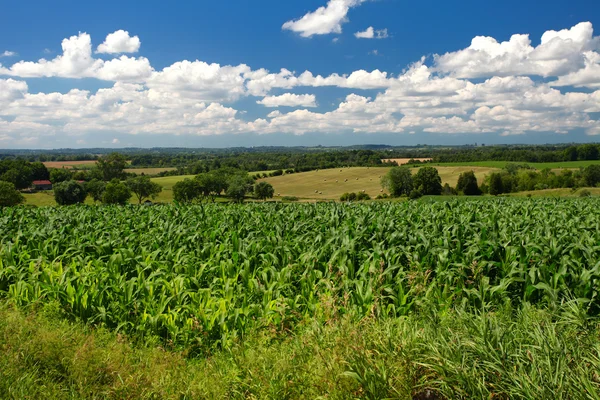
[1,301,598,399]
[21,175,196,206]
[432,160,600,170]
[509,187,600,197]
[124,167,177,175]
[261,166,499,200]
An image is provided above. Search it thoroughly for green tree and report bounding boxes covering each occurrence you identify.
[380,167,413,197]
[127,175,163,204]
[102,179,132,205]
[0,181,24,207]
[583,165,600,187]
[197,172,227,201]
[85,179,106,202]
[50,168,73,184]
[413,167,442,195]
[96,153,128,181]
[172,178,204,203]
[254,182,274,201]
[456,171,481,195]
[226,175,252,203]
[489,173,504,196]
[30,162,50,180]
[54,180,86,205]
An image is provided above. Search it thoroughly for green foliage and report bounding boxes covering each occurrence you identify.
[172,178,204,203]
[442,183,457,196]
[456,170,481,195]
[1,199,598,354]
[53,180,86,205]
[0,159,33,189]
[127,175,163,204]
[254,181,274,200]
[49,168,73,183]
[579,189,592,198]
[102,179,132,205]
[341,192,370,201]
[380,167,413,197]
[488,173,504,195]
[30,162,50,180]
[408,189,422,199]
[584,165,600,187]
[0,181,24,207]
[96,153,128,181]
[281,196,299,202]
[3,303,599,399]
[413,166,442,195]
[226,175,252,202]
[84,179,106,203]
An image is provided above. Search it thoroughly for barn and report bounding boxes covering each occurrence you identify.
[32,180,52,190]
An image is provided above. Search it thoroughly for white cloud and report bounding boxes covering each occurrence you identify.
[0,32,151,82]
[434,22,598,78]
[354,27,388,39]
[257,93,317,108]
[111,138,120,144]
[1,51,16,57]
[550,51,600,87]
[97,30,141,54]
[2,22,600,145]
[282,0,367,37]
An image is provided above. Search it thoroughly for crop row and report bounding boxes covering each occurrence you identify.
[0,199,599,349]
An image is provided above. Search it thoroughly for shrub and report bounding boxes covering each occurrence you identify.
[356,192,371,201]
[579,189,592,198]
[282,196,299,202]
[409,189,422,200]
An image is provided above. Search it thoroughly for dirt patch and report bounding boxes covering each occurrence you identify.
[43,161,98,169]
[382,158,433,165]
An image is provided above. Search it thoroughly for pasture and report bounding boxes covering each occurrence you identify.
[42,160,97,169]
[261,166,499,199]
[432,159,600,170]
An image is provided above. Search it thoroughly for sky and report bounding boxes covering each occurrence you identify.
[0,0,600,149]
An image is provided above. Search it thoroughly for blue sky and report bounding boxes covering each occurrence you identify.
[0,0,599,148]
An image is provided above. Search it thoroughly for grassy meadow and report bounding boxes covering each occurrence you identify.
[261,166,499,200]
[431,159,600,170]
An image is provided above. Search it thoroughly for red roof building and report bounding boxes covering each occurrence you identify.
[32,180,53,190]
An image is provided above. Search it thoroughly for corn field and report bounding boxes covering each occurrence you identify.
[0,199,599,349]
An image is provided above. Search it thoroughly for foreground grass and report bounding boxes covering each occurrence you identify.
[1,302,599,399]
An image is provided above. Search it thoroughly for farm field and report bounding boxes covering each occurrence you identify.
[432,159,600,170]
[124,167,177,175]
[261,166,499,199]
[1,200,600,398]
[42,160,97,169]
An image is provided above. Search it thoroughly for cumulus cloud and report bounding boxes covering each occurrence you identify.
[354,27,388,39]
[434,21,598,78]
[257,93,317,108]
[282,0,367,37]
[97,30,141,54]
[1,51,17,57]
[0,32,151,82]
[2,22,600,145]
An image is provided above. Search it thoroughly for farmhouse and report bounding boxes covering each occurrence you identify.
[32,180,52,190]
